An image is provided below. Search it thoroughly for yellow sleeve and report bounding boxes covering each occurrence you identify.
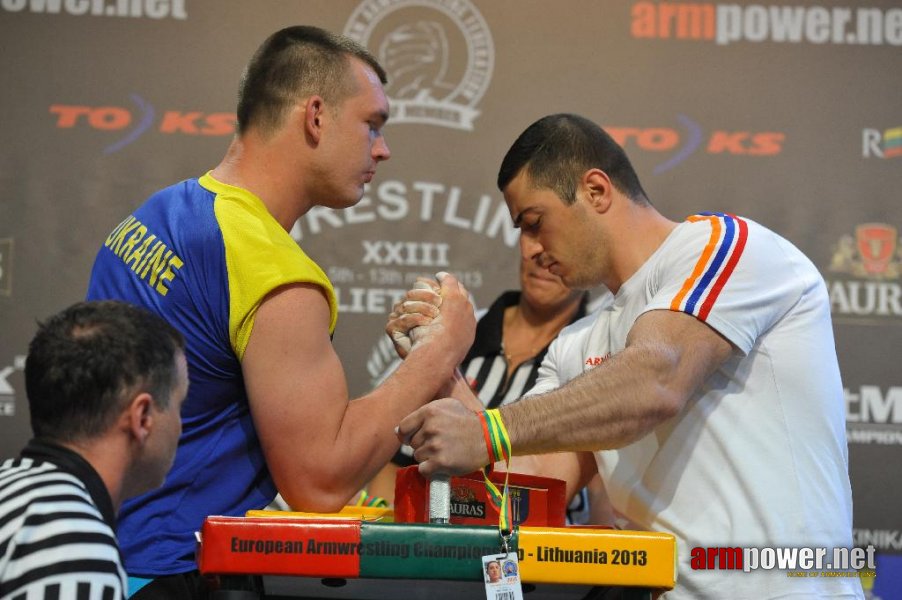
[203,174,338,360]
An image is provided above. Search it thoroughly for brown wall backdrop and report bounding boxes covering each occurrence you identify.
[1,1,900,594]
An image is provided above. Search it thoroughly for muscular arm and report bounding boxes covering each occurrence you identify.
[503,309,734,454]
[243,276,474,512]
[401,308,733,477]
[437,368,483,411]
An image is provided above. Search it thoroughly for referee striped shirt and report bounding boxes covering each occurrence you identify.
[460,291,588,411]
[0,439,126,600]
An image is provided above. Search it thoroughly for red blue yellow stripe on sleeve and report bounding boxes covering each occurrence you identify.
[669,212,748,321]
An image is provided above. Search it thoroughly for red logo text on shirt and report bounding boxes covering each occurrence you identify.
[585,354,611,368]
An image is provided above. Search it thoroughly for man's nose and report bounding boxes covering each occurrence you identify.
[374,136,391,161]
[519,232,543,261]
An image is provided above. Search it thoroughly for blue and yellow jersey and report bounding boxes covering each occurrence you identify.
[86,173,336,576]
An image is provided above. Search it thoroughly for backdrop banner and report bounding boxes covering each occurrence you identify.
[1,1,899,596]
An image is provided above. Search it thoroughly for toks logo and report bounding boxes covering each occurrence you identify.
[862,126,902,159]
[344,0,494,130]
[827,223,902,319]
[49,94,235,154]
[606,115,785,174]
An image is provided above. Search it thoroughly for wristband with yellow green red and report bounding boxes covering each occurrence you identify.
[354,489,389,508]
[477,408,514,534]
[481,409,511,462]
[477,411,496,472]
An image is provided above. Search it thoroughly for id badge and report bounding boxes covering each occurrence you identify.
[482,552,524,600]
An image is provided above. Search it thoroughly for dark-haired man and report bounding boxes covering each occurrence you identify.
[86,25,474,596]
[485,559,502,584]
[396,114,862,599]
[0,301,187,600]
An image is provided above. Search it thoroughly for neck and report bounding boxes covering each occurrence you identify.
[516,294,582,334]
[502,293,582,364]
[210,131,313,231]
[604,202,678,293]
[60,437,129,512]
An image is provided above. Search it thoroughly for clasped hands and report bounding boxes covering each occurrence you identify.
[384,273,492,478]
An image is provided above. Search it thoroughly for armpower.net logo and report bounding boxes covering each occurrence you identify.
[690,545,877,575]
[1,0,186,19]
[630,2,902,46]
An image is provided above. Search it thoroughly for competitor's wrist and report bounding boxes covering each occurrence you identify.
[477,409,512,471]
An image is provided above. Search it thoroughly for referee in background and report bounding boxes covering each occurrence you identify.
[0,301,187,599]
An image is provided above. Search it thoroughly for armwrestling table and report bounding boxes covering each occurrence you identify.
[196,469,676,599]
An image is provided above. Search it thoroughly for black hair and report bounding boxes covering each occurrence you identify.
[236,25,388,135]
[497,113,649,205]
[25,301,185,442]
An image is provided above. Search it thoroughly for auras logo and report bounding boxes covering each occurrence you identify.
[49,95,235,154]
[863,126,902,159]
[450,485,486,518]
[605,115,785,174]
[826,223,902,321]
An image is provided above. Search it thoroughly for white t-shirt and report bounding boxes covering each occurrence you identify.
[528,214,862,599]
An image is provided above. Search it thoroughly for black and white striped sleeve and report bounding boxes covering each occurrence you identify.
[0,459,127,600]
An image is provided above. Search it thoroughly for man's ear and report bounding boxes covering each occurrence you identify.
[303,96,326,144]
[581,168,613,214]
[123,393,155,446]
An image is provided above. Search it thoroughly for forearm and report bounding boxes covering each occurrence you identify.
[501,343,686,455]
[250,278,476,511]
[438,368,482,411]
[284,342,461,508]
[324,368,478,496]
[399,309,733,481]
